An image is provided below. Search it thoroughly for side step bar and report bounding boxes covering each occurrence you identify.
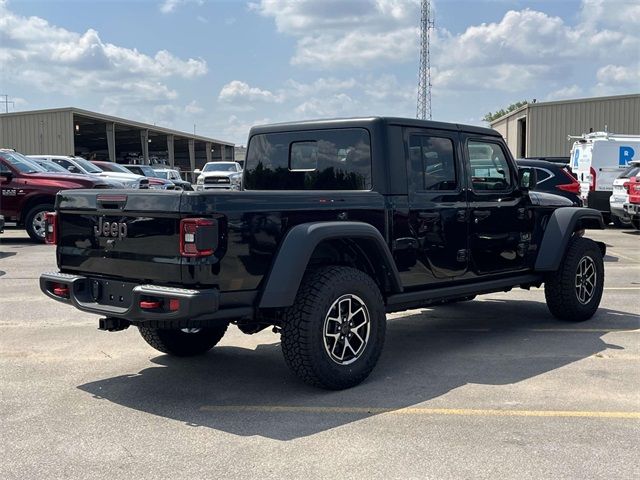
[385,274,544,313]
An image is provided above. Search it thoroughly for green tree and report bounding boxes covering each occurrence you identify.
[483,100,529,123]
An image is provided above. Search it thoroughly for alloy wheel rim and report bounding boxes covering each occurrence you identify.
[323,294,371,365]
[32,211,47,238]
[575,255,597,305]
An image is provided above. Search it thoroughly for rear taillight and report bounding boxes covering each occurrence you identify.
[633,182,640,193]
[179,218,217,257]
[45,211,58,245]
[623,181,630,193]
[557,169,581,194]
[589,166,596,191]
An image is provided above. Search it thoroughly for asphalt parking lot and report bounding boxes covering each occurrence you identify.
[1,228,639,479]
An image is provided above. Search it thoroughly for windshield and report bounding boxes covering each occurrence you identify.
[136,165,159,177]
[74,157,103,174]
[203,162,237,172]
[619,165,640,179]
[154,170,169,179]
[0,152,46,174]
[34,159,69,173]
[102,162,133,174]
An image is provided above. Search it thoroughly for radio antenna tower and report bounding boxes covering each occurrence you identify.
[416,0,434,120]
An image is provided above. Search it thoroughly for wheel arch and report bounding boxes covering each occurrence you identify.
[19,194,56,224]
[258,222,402,309]
[535,207,606,272]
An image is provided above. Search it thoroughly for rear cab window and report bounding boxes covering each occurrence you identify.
[244,128,372,190]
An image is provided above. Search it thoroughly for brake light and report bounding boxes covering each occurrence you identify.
[557,169,581,194]
[623,181,630,193]
[633,182,640,193]
[140,300,162,310]
[179,218,216,257]
[589,167,596,191]
[45,211,58,245]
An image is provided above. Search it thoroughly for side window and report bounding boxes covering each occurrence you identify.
[408,135,457,191]
[534,168,552,184]
[53,159,73,169]
[0,160,10,173]
[468,140,512,191]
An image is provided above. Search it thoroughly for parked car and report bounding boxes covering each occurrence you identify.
[29,155,148,189]
[194,161,243,190]
[150,167,193,191]
[609,160,640,227]
[120,164,185,190]
[623,175,640,230]
[517,159,582,206]
[40,117,606,389]
[29,157,126,188]
[90,161,174,190]
[1,150,114,241]
[570,131,640,222]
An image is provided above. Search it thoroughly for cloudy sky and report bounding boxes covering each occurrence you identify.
[1,0,638,145]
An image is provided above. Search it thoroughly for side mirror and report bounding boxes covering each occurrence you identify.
[0,171,13,183]
[518,167,537,191]
[193,169,201,174]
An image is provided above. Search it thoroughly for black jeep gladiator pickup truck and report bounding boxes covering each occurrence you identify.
[40,117,606,389]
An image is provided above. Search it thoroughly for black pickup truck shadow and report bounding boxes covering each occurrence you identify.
[78,299,637,441]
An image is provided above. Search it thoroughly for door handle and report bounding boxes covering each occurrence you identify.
[473,210,491,222]
[418,212,440,222]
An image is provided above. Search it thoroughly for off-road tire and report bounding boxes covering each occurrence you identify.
[281,266,386,390]
[544,237,604,322]
[138,324,228,356]
[24,203,54,243]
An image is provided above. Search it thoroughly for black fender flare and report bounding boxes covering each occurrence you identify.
[535,207,606,272]
[258,221,403,309]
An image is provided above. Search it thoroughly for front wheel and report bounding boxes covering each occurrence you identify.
[544,237,604,322]
[138,324,228,356]
[24,203,54,242]
[281,266,386,390]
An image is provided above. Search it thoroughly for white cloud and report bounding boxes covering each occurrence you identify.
[596,64,640,87]
[185,100,205,115]
[159,0,203,14]
[0,1,207,102]
[251,0,419,68]
[218,80,283,103]
[546,85,584,101]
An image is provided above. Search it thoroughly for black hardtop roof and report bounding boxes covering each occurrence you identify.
[249,117,499,137]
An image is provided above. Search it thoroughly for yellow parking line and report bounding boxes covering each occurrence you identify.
[199,405,640,419]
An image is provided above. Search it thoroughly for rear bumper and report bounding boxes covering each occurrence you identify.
[39,272,250,326]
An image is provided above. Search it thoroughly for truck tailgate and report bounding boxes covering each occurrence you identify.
[56,191,184,284]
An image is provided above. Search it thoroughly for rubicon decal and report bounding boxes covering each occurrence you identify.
[94,217,128,239]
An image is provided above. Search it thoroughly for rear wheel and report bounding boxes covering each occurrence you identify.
[544,237,604,322]
[612,215,631,228]
[24,203,54,243]
[280,266,386,390]
[138,324,228,356]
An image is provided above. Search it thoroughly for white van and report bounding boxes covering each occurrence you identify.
[570,132,640,221]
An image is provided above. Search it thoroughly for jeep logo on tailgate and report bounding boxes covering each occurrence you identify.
[94,217,128,239]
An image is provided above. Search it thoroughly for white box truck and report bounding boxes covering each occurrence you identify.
[570,131,640,222]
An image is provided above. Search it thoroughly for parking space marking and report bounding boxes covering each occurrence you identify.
[199,405,640,419]
[607,250,640,262]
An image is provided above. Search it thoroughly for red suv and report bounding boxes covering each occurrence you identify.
[625,176,640,230]
[0,150,113,242]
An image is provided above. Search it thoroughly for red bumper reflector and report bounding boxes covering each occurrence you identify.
[140,300,162,309]
[169,299,180,311]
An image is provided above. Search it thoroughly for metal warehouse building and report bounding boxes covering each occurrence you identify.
[490,93,640,158]
[0,107,235,173]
